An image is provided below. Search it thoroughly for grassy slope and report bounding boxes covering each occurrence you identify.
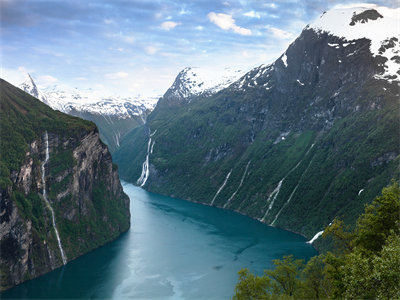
[114,77,399,240]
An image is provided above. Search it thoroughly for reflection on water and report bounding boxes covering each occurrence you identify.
[2,182,316,299]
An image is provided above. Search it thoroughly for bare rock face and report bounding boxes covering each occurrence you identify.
[0,129,130,291]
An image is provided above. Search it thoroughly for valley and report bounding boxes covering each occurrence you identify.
[113,5,400,248]
[1,2,399,299]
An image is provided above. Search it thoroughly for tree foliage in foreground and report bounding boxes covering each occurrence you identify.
[233,181,400,299]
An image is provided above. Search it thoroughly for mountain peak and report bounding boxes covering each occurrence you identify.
[20,73,43,100]
[164,66,248,103]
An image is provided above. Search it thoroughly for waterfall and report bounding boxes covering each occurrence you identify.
[210,170,232,205]
[137,130,157,187]
[41,132,67,265]
[261,143,315,223]
[271,157,315,226]
[137,138,151,187]
[138,108,146,124]
[114,130,121,147]
[223,161,251,208]
[260,179,283,222]
[307,231,324,244]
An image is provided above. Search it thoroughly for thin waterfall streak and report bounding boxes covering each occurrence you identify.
[260,179,283,222]
[271,157,315,226]
[261,142,315,222]
[114,131,120,147]
[138,108,146,124]
[307,231,324,244]
[137,137,152,187]
[210,170,232,206]
[150,129,157,137]
[41,132,67,265]
[223,161,251,208]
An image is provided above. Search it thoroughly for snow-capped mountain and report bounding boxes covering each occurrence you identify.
[20,74,158,119]
[233,5,399,93]
[114,4,399,247]
[162,66,249,104]
[19,74,159,152]
[309,5,399,82]
[20,74,48,104]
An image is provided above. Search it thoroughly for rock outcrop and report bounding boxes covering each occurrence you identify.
[0,79,130,291]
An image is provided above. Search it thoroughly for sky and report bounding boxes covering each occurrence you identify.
[1,0,398,99]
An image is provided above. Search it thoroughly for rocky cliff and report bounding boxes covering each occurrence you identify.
[0,79,130,291]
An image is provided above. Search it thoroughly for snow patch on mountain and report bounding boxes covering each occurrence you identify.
[309,5,400,81]
[20,74,48,103]
[281,53,288,67]
[19,74,159,119]
[234,63,274,90]
[168,66,249,101]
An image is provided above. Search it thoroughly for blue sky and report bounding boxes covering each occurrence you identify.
[1,0,397,98]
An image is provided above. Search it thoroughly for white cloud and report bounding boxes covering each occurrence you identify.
[145,46,158,55]
[161,21,181,30]
[179,8,190,15]
[123,35,135,44]
[264,3,278,9]
[208,12,252,36]
[195,25,204,31]
[105,72,129,79]
[1,66,30,86]
[243,11,261,18]
[267,26,294,39]
[38,75,58,85]
[333,3,377,9]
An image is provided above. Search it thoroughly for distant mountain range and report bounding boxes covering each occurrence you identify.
[19,66,249,152]
[19,74,158,152]
[114,4,400,248]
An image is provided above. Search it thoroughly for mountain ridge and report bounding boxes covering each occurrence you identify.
[19,74,157,152]
[114,4,400,248]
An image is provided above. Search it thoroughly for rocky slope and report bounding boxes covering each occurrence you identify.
[19,74,157,153]
[114,5,399,247]
[0,79,130,290]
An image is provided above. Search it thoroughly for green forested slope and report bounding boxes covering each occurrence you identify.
[114,28,399,243]
[0,79,129,290]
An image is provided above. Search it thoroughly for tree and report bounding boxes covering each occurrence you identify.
[354,181,400,253]
[233,268,272,300]
[266,255,304,297]
[300,255,331,299]
[232,181,400,299]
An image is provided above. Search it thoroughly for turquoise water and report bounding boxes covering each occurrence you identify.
[3,182,317,299]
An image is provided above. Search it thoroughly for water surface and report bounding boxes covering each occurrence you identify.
[3,182,316,299]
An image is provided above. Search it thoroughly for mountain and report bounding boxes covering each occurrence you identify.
[114,5,400,248]
[0,79,130,290]
[19,74,158,152]
[161,66,247,104]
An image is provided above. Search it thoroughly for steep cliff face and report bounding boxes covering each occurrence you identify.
[114,6,399,246]
[0,79,130,290]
